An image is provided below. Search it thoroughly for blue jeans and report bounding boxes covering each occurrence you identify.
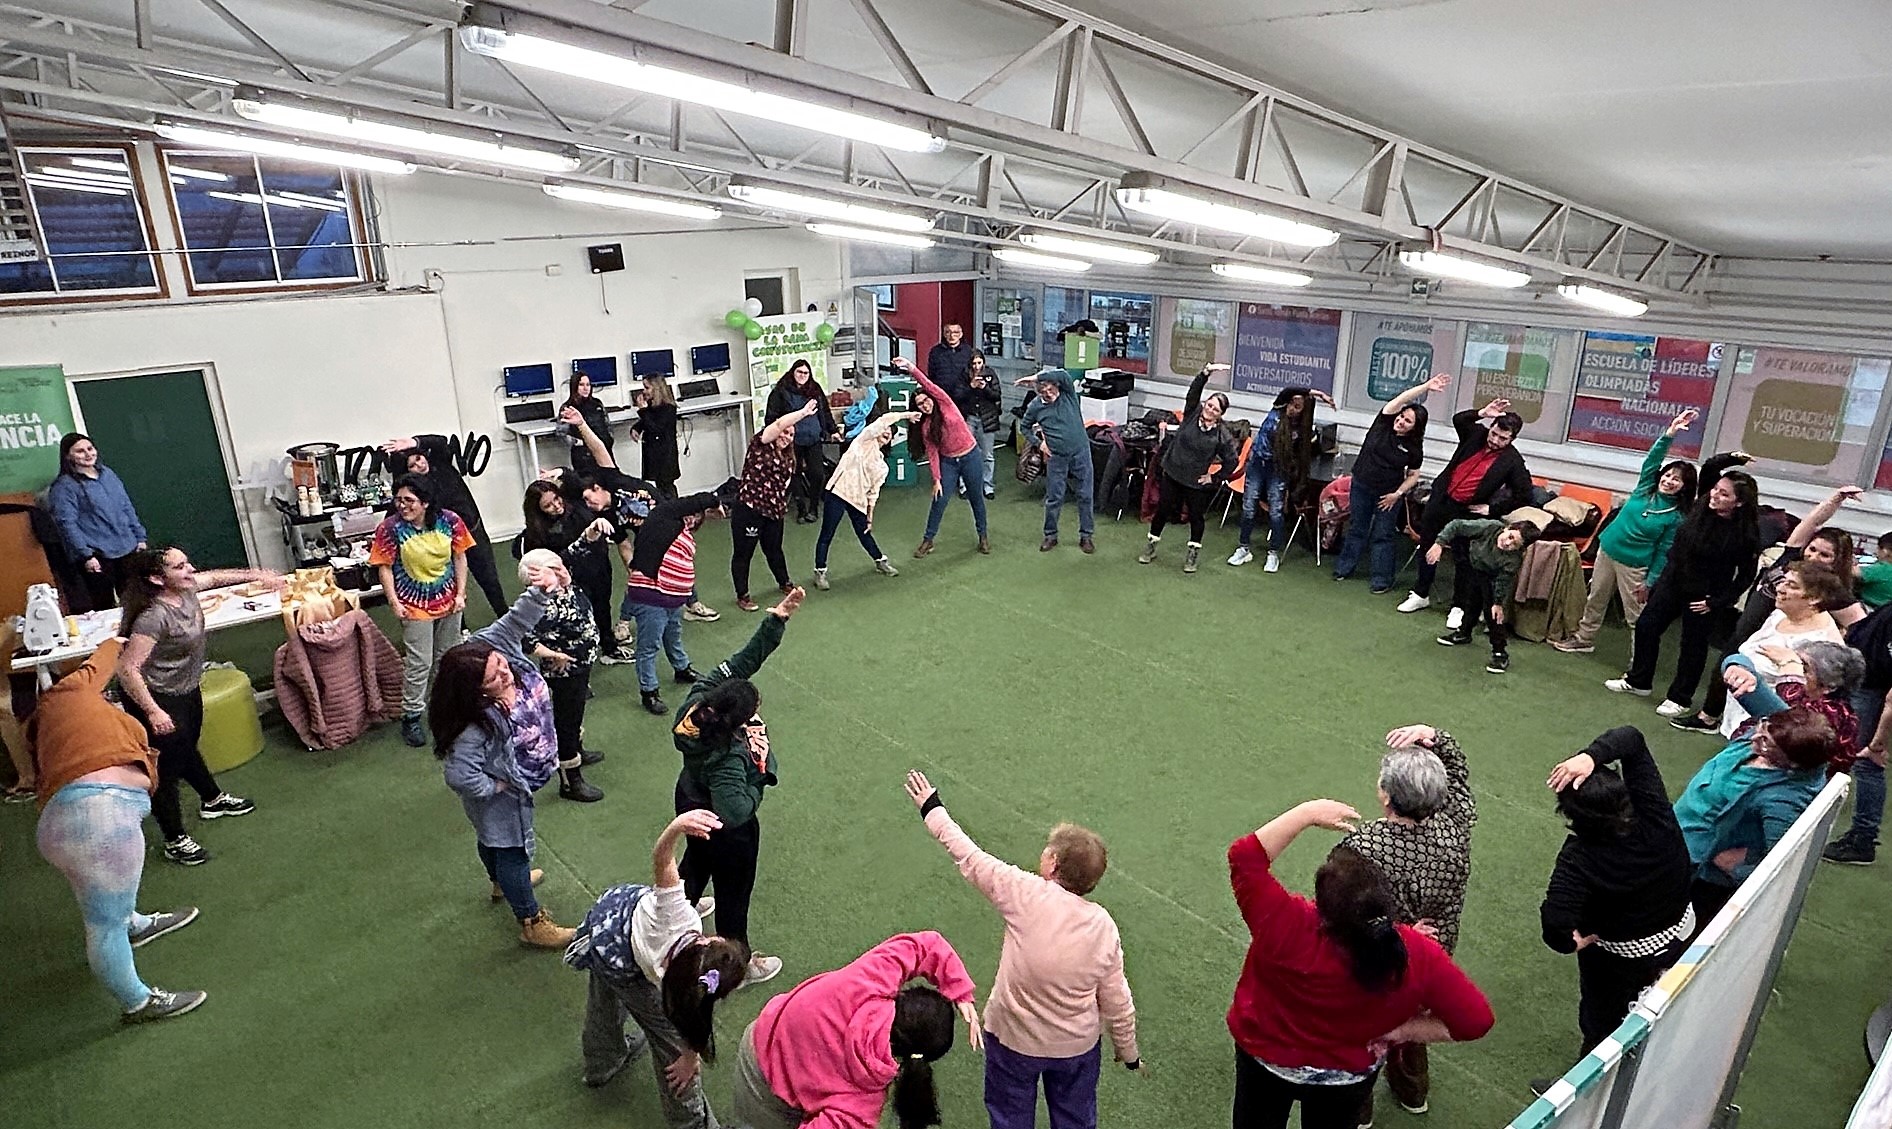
[1044,445,1095,538]
[1849,686,1886,843]
[37,782,155,1009]
[923,449,989,540]
[815,493,883,568]
[985,1034,1101,1129]
[1238,458,1290,551]
[476,843,539,920]
[624,598,689,693]
[1331,477,1404,589]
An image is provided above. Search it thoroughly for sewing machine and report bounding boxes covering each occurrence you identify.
[19,583,74,652]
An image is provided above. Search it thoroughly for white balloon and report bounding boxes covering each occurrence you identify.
[743,297,764,317]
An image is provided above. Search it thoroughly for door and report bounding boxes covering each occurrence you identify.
[72,368,248,569]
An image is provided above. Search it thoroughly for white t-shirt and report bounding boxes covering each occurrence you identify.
[631,881,700,983]
[1720,609,1844,736]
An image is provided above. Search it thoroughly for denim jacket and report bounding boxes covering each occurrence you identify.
[47,467,146,560]
[442,588,553,849]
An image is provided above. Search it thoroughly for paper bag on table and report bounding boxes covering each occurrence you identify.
[280,567,359,634]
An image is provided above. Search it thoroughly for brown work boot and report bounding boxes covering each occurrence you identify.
[913,539,934,558]
[518,909,575,949]
[1040,536,1058,552]
[978,536,991,555]
[490,868,545,903]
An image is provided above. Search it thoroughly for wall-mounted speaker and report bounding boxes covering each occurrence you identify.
[587,243,625,274]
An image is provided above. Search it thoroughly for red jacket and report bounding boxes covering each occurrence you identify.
[1226,833,1494,1073]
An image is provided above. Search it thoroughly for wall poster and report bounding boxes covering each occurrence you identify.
[1460,322,1580,431]
[1714,345,1888,486]
[745,314,829,424]
[1233,303,1342,396]
[1342,313,1460,413]
[1567,333,1720,458]
[0,364,74,493]
[1154,297,1236,385]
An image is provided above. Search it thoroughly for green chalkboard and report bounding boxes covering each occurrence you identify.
[73,369,248,569]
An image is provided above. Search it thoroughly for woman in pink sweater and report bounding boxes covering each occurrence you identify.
[732,930,981,1129]
[904,770,1140,1129]
[891,356,990,558]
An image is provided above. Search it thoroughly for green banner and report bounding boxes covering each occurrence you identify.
[0,364,73,493]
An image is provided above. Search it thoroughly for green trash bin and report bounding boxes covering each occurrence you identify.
[877,376,920,488]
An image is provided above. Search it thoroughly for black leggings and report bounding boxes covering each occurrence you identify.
[1150,474,1216,543]
[790,444,828,519]
[1576,943,1677,1052]
[1450,541,1510,653]
[731,501,790,599]
[576,561,625,658]
[675,773,761,947]
[79,554,135,612]
[547,667,591,769]
[1627,581,1734,706]
[1701,593,1776,717]
[1232,1048,1376,1129]
[126,689,220,841]
[463,535,509,620]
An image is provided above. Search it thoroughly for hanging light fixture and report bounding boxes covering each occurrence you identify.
[155,123,417,175]
[1018,232,1158,265]
[1114,173,1337,248]
[1210,262,1312,287]
[1397,247,1531,289]
[992,248,1092,273]
[1556,281,1649,317]
[232,89,579,173]
[727,179,935,231]
[543,183,722,220]
[805,223,936,249]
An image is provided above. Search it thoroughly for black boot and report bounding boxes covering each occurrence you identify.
[641,689,668,715]
[580,748,604,766]
[559,766,604,803]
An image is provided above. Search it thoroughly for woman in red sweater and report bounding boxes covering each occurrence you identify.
[1229,799,1494,1129]
[731,930,980,1129]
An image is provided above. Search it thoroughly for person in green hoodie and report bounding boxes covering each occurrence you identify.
[1429,518,1542,673]
[670,584,804,987]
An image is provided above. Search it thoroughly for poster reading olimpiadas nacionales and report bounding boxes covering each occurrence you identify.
[745,314,829,425]
[0,364,74,494]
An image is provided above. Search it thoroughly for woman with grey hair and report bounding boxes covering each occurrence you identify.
[1721,638,1864,777]
[1338,723,1477,1121]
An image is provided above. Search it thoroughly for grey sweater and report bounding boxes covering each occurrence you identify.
[1159,368,1241,487]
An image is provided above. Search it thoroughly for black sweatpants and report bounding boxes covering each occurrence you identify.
[1449,540,1509,654]
[1627,581,1733,706]
[1149,474,1215,543]
[1411,492,1475,598]
[1576,936,1685,1052]
[463,534,509,620]
[730,501,790,600]
[576,560,626,659]
[547,667,592,769]
[126,689,220,841]
[791,444,828,520]
[675,772,760,947]
[78,554,135,612]
[1232,1047,1376,1129]
[1701,593,1777,717]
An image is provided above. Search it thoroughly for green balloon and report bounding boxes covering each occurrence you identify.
[815,323,836,345]
[725,309,748,329]
[743,321,764,341]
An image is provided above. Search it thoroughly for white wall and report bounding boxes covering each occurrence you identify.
[0,171,846,568]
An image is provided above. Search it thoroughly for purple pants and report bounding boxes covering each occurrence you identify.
[985,1033,1101,1129]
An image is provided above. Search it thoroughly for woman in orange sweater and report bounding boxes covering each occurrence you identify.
[29,638,205,1023]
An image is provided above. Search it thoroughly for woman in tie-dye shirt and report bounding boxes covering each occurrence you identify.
[371,474,476,747]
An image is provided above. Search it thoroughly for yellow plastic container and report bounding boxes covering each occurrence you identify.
[198,666,264,774]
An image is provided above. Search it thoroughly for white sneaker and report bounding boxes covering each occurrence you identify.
[1603,678,1651,696]
[1396,593,1430,613]
[812,567,830,591]
[742,954,783,987]
[1263,551,1280,573]
[1444,607,1465,631]
[1227,545,1254,567]
[682,601,720,623]
[693,897,715,919]
[1655,699,1691,718]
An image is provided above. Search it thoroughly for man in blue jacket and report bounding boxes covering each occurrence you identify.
[1018,368,1094,554]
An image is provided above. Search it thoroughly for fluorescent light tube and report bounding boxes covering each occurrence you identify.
[1018,232,1157,265]
[459,24,945,154]
[1211,262,1312,287]
[1397,249,1530,289]
[234,96,578,173]
[543,183,721,220]
[26,176,128,196]
[992,247,1092,273]
[1114,185,1337,248]
[1557,282,1648,317]
[156,125,417,175]
[68,157,130,173]
[727,182,934,231]
[805,223,935,249]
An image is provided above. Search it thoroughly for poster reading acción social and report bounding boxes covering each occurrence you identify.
[1567,333,1719,459]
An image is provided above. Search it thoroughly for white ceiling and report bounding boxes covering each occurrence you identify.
[1053,0,1892,259]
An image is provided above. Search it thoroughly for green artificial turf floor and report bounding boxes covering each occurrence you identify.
[3,465,1887,1129]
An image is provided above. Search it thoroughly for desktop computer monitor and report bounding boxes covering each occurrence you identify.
[690,343,732,375]
[503,363,556,398]
[572,356,617,389]
[630,349,676,378]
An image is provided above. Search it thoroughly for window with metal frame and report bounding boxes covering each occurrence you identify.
[162,149,364,290]
[0,145,162,299]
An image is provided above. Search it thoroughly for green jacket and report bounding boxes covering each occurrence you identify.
[672,614,786,826]
[1595,433,1685,581]
[1437,518,1526,606]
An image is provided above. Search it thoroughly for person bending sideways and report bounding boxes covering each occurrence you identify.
[30,638,203,1023]
[1339,724,1478,1122]
[732,401,819,611]
[563,810,746,1127]
[671,585,804,987]
[1230,385,1333,573]
[516,549,605,804]
[1229,800,1494,1129]
[1722,642,1862,777]
[1550,410,1701,654]
[763,358,840,524]
[116,546,282,866]
[893,355,991,558]
[623,486,730,716]
[432,577,575,950]
[1017,366,1097,553]
[1140,363,1241,574]
[903,770,1141,1129]
[814,409,918,590]
[731,931,981,1129]
[1331,374,1444,593]
[381,433,509,619]
[372,475,474,748]
[1540,728,1694,1054]
[1428,518,1540,674]
[1397,398,1531,614]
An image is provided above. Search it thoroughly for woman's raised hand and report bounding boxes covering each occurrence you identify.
[1298,799,1360,832]
[1424,372,1453,394]
[1722,664,1759,696]
[769,586,806,619]
[1547,753,1596,792]
[903,769,937,809]
[1385,724,1438,749]
[670,809,723,839]
[1667,408,1699,436]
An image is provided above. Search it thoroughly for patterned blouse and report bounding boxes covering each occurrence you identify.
[736,433,796,520]
[1339,732,1477,954]
[370,509,474,619]
[524,585,600,679]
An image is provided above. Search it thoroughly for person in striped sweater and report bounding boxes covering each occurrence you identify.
[623,487,729,716]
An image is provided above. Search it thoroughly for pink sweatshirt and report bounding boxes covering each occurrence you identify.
[752,931,977,1128]
[925,807,1139,1062]
[906,365,977,481]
